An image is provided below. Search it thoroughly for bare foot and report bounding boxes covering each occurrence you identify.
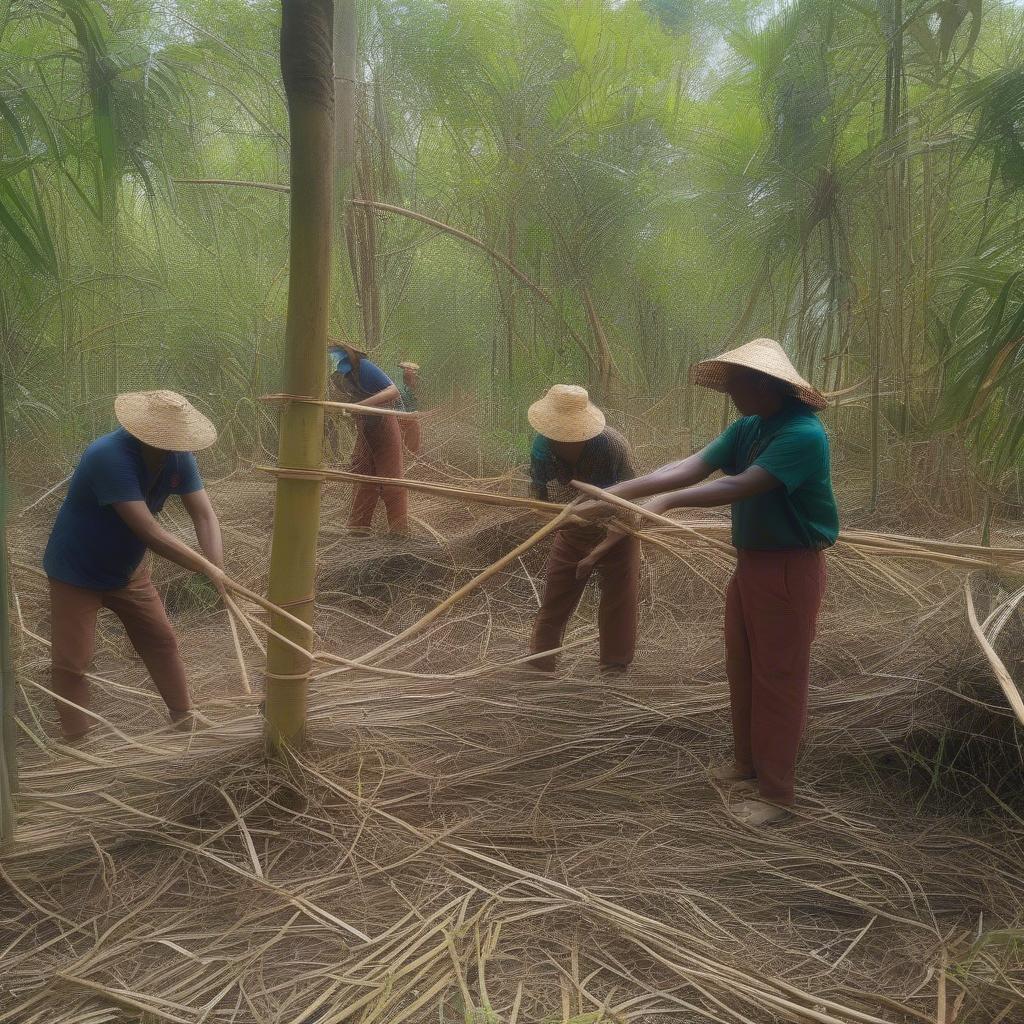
[709,762,756,783]
[733,798,791,826]
[599,662,629,675]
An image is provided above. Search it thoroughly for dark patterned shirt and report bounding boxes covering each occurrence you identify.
[530,426,636,504]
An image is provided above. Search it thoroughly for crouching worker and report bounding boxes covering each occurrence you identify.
[578,340,838,825]
[527,385,640,673]
[43,391,227,741]
[328,342,409,536]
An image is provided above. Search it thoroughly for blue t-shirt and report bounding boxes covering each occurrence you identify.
[43,428,204,590]
[699,401,839,551]
[327,348,393,396]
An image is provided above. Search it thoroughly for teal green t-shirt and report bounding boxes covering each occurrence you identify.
[699,401,839,551]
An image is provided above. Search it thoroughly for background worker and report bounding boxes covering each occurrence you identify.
[579,339,838,826]
[43,391,227,741]
[528,385,640,673]
[327,341,409,536]
[396,360,422,457]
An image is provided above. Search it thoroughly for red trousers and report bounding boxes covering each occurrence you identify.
[530,529,640,671]
[724,548,826,804]
[349,417,409,533]
[49,568,191,738]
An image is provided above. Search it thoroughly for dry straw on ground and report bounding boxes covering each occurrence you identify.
[2,413,1023,1023]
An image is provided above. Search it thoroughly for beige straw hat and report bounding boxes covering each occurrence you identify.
[689,337,828,411]
[398,361,420,371]
[528,384,606,442]
[114,390,217,452]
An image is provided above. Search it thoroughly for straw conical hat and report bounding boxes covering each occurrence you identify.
[689,338,828,411]
[114,391,217,452]
[528,385,605,442]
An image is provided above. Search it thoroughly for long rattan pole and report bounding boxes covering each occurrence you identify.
[257,464,565,514]
[351,500,582,667]
[257,463,1024,571]
[965,578,1024,727]
[261,394,420,419]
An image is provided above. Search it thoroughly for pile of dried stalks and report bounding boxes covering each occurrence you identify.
[2,427,1023,1022]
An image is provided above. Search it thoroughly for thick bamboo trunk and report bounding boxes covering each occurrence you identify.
[264,0,334,750]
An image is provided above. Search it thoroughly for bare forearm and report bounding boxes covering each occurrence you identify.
[192,512,224,568]
[360,385,400,408]
[609,454,713,501]
[142,524,214,575]
[655,472,775,511]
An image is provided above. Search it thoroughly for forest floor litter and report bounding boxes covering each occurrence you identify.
[2,438,1023,1024]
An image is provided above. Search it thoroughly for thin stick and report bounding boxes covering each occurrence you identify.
[353,500,581,667]
[261,393,419,418]
[256,463,564,514]
[964,579,1024,727]
[570,481,736,556]
[223,592,266,656]
[19,474,72,515]
[221,576,313,637]
[224,607,252,695]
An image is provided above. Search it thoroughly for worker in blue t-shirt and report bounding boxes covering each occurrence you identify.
[42,391,227,740]
[327,342,409,535]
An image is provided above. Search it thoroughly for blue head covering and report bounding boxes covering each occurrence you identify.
[328,346,352,375]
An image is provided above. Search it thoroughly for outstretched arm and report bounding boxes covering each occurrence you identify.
[358,383,401,408]
[112,500,225,586]
[182,489,224,568]
[645,465,780,514]
[610,452,715,501]
[576,452,715,520]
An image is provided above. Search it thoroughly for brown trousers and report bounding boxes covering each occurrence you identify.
[49,568,191,738]
[530,529,640,671]
[399,417,422,457]
[724,548,827,804]
[349,418,409,533]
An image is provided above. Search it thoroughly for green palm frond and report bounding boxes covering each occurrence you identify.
[938,272,1024,477]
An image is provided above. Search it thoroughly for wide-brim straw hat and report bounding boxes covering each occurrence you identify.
[689,337,828,411]
[528,384,606,442]
[115,390,217,452]
[328,337,366,357]
[398,360,420,371]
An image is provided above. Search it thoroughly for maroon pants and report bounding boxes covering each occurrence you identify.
[49,568,191,738]
[724,548,826,804]
[349,417,409,533]
[530,529,640,671]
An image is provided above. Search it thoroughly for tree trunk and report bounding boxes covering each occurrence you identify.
[334,0,356,191]
[264,0,334,750]
[869,216,882,512]
[0,363,17,844]
[334,0,357,335]
[581,284,614,401]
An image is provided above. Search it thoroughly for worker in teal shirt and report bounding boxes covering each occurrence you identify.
[578,338,838,826]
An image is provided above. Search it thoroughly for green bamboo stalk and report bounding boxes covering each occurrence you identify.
[334,0,358,333]
[263,0,335,750]
[0,357,17,844]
